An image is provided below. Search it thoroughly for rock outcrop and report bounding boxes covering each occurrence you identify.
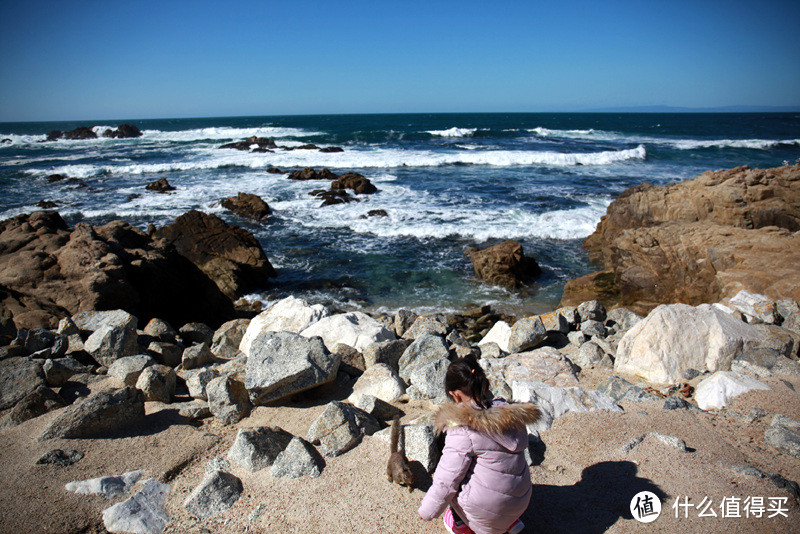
[102,124,143,139]
[563,165,800,313]
[150,210,276,300]
[221,193,272,222]
[0,211,235,329]
[466,240,541,289]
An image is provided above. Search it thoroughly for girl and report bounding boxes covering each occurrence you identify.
[418,356,541,534]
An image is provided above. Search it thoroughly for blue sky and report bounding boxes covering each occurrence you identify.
[1,0,799,121]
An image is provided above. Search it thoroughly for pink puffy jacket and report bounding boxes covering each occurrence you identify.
[418,399,541,534]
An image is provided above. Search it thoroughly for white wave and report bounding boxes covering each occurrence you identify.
[529,127,601,137]
[25,145,646,178]
[426,127,478,137]
[670,138,800,150]
[139,126,323,142]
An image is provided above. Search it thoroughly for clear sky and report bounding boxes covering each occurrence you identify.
[1,0,799,121]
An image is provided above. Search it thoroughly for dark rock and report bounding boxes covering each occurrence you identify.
[319,146,344,153]
[179,322,214,345]
[62,127,96,140]
[270,437,325,478]
[36,200,57,209]
[147,341,183,367]
[46,174,66,183]
[150,210,276,300]
[310,188,353,207]
[0,317,16,345]
[266,167,286,174]
[46,131,63,141]
[0,357,45,410]
[597,375,658,403]
[466,240,541,289]
[36,449,84,466]
[286,144,320,150]
[102,124,142,138]
[143,318,178,343]
[359,209,389,219]
[221,192,271,222]
[183,469,243,519]
[663,397,693,410]
[145,178,175,193]
[2,384,65,428]
[682,368,701,380]
[43,357,87,387]
[288,167,338,181]
[331,173,377,194]
[226,426,294,472]
[40,386,145,440]
[219,136,276,151]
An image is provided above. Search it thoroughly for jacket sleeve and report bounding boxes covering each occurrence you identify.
[418,428,475,521]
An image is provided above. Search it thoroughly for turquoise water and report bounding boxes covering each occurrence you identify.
[1,113,798,315]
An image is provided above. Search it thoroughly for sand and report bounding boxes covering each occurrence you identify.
[0,370,798,534]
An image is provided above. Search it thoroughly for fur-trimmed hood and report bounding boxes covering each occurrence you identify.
[434,400,542,436]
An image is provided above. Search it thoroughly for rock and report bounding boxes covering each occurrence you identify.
[178,322,214,346]
[333,343,365,374]
[206,376,250,425]
[176,401,211,420]
[496,347,579,388]
[331,172,378,194]
[540,311,569,334]
[615,303,765,385]
[221,192,272,222]
[72,310,138,333]
[306,401,379,457]
[107,355,155,386]
[402,314,449,340]
[0,357,45,410]
[478,321,511,353]
[0,316,16,345]
[135,364,176,403]
[394,309,418,338]
[465,240,541,289]
[731,359,773,379]
[750,324,798,359]
[227,426,294,472]
[66,470,143,497]
[239,296,329,356]
[319,146,344,153]
[729,290,778,324]
[765,414,800,459]
[43,357,87,387]
[511,383,622,432]
[220,136,277,151]
[36,449,84,466]
[150,209,276,300]
[46,131,63,141]
[183,469,243,519]
[102,478,170,534]
[181,343,215,370]
[300,311,395,353]
[245,331,340,405]
[374,422,440,472]
[580,320,606,338]
[41,386,145,439]
[359,209,389,219]
[776,299,800,322]
[288,167,338,181]
[650,432,688,452]
[270,436,325,478]
[408,357,449,401]
[183,367,218,400]
[2,384,65,428]
[566,331,586,347]
[570,342,607,369]
[145,177,176,193]
[398,334,449,382]
[143,318,178,343]
[210,318,249,359]
[578,300,607,323]
[147,341,183,367]
[605,307,643,333]
[508,316,547,353]
[350,393,403,420]
[694,371,770,410]
[347,363,406,403]
[102,124,143,139]
[0,212,235,330]
[63,127,97,140]
[663,396,696,410]
[570,165,800,313]
[362,339,411,371]
[683,368,701,380]
[84,324,140,368]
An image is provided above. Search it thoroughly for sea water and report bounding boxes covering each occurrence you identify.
[1,113,798,315]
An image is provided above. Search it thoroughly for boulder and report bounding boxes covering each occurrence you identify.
[331,172,377,194]
[508,316,547,353]
[350,393,403,420]
[402,314,449,340]
[569,342,606,369]
[72,309,138,333]
[394,309,419,338]
[465,240,541,289]
[221,192,271,222]
[226,426,294,472]
[178,322,214,346]
[0,316,17,345]
[334,343,365,373]
[288,167,338,181]
[577,300,607,323]
[66,470,143,497]
[408,357,449,401]
[40,386,145,439]
[540,311,569,334]
[210,318,249,359]
[347,363,406,403]
[511,383,622,432]
[147,342,183,367]
[765,414,800,459]
[150,209,276,300]
[478,321,511,353]
[729,290,779,324]
[135,364,176,403]
[1,384,65,428]
[363,339,412,371]
[101,124,143,139]
[107,355,156,386]
[43,357,88,387]
[605,307,642,333]
[183,367,218,400]
[568,165,800,313]
[102,478,170,534]
[239,296,329,356]
[206,375,250,425]
[183,469,243,519]
[84,324,140,368]
[245,331,340,405]
[306,401,380,457]
[300,311,395,353]
[0,357,45,410]
[374,423,441,472]
[398,334,449,382]
[495,347,579,387]
[0,212,235,329]
[615,303,765,385]
[220,136,277,151]
[694,371,770,410]
[63,127,97,140]
[143,318,178,343]
[580,320,606,338]
[270,437,325,479]
[596,376,659,403]
[181,343,214,370]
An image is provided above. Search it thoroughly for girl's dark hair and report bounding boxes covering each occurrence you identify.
[445,356,492,409]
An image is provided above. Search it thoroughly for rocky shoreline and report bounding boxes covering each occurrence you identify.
[0,164,799,532]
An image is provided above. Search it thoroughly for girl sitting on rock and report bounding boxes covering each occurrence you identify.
[418,356,541,534]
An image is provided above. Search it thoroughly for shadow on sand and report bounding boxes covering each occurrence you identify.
[522,461,667,533]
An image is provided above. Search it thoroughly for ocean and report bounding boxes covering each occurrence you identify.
[1,113,798,316]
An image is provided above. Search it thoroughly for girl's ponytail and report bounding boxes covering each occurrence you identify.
[445,355,492,409]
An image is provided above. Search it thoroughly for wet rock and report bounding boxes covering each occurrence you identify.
[270,436,325,478]
[347,363,406,403]
[319,146,344,153]
[288,167,338,181]
[466,240,541,289]
[221,192,272,222]
[183,469,243,519]
[102,478,170,534]
[41,386,145,439]
[227,426,294,472]
[331,172,377,194]
[359,209,389,219]
[63,127,97,140]
[145,178,175,192]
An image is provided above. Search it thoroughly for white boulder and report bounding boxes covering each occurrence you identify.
[239,296,329,356]
[300,311,394,353]
[478,321,511,353]
[694,371,769,410]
